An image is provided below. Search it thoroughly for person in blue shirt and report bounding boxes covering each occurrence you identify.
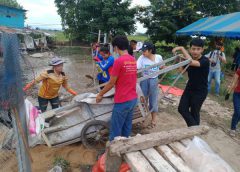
[96,46,114,86]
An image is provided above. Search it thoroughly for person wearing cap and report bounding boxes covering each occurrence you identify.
[137,42,163,128]
[205,42,226,96]
[23,57,77,113]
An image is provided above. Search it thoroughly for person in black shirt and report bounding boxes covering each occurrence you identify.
[172,39,209,127]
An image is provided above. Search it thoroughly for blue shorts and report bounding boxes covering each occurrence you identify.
[110,98,137,141]
[140,78,159,112]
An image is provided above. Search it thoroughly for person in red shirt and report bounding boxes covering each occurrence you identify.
[226,68,240,137]
[96,35,137,141]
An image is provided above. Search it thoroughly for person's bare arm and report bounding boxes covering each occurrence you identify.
[228,73,239,93]
[172,46,201,67]
[219,55,227,64]
[96,76,117,103]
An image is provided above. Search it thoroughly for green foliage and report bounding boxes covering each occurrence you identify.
[53,157,70,172]
[224,40,240,57]
[137,0,240,45]
[55,31,68,42]
[155,41,177,58]
[0,0,23,9]
[127,35,148,42]
[55,0,137,42]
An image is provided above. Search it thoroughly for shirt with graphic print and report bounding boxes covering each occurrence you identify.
[96,56,114,83]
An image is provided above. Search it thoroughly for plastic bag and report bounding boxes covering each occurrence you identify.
[180,136,235,172]
[25,99,44,136]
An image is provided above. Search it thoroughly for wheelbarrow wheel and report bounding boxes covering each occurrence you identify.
[81,120,109,150]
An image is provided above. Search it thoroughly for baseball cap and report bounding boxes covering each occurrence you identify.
[49,56,65,66]
[140,42,154,51]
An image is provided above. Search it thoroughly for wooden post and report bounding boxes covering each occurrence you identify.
[109,125,209,156]
[104,33,107,44]
[98,30,101,43]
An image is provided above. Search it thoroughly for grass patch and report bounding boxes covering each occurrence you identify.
[54,31,69,42]
[53,157,70,172]
[127,35,148,42]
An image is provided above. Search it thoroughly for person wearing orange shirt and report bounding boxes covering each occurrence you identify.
[23,57,77,112]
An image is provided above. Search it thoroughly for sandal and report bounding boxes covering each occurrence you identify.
[147,122,156,129]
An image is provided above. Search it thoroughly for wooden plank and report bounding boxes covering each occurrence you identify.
[169,142,186,155]
[41,131,52,147]
[132,117,145,124]
[138,59,191,82]
[156,145,192,172]
[180,138,192,147]
[137,55,178,73]
[109,125,209,156]
[141,148,176,172]
[124,151,156,172]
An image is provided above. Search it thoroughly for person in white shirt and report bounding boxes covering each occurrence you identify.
[137,42,163,128]
[205,42,226,96]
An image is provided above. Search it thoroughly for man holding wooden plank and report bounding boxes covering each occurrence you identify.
[172,39,209,127]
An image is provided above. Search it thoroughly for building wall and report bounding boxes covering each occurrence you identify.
[0,5,25,29]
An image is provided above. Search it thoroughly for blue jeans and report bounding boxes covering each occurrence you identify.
[208,69,221,94]
[231,92,240,130]
[140,78,159,112]
[110,98,137,141]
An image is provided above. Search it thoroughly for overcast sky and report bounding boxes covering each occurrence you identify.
[18,0,150,33]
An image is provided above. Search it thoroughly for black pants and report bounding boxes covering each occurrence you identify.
[38,96,60,113]
[178,90,207,127]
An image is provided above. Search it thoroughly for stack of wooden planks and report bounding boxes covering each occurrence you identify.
[106,125,210,172]
[124,138,192,172]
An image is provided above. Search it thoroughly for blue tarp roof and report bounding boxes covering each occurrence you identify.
[176,12,240,38]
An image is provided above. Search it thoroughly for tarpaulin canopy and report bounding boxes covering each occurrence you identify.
[176,12,240,38]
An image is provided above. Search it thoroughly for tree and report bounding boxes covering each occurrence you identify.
[194,0,240,17]
[55,0,137,41]
[0,0,23,9]
[137,0,240,45]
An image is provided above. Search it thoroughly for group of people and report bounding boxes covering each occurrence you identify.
[23,35,240,141]
[96,37,211,140]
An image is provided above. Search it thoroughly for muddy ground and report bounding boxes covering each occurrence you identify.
[3,50,240,172]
